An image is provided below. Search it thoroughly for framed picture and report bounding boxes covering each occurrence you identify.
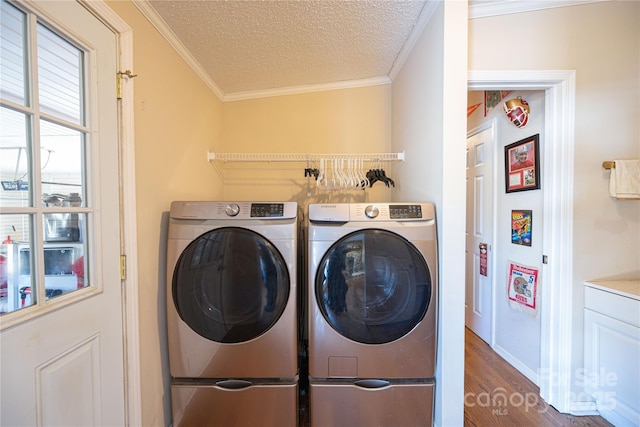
[504,134,540,193]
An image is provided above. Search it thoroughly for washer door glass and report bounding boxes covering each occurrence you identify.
[316,229,431,344]
[173,227,290,343]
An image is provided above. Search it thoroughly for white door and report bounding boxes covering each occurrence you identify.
[0,1,125,425]
[465,124,495,344]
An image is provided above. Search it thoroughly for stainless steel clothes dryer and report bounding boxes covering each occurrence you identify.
[307,203,437,427]
[167,201,298,427]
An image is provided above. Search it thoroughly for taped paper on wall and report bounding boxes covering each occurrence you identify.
[506,261,539,318]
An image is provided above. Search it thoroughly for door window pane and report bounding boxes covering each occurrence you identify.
[0,107,31,208]
[37,23,83,125]
[40,119,85,205]
[0,214,33,314]
[0,1,27,105]
[39,240,85,301]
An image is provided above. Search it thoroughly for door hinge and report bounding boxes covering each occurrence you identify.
[116,70,138,99]
[120,255,127,280]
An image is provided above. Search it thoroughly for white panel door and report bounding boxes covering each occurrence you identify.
[0,1,124,425]
[465,125,495,344]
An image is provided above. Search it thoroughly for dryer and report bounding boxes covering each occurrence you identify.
[167,201,298,427]
[307,202,437,427]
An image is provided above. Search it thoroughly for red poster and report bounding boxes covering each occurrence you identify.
[479,243,488,277]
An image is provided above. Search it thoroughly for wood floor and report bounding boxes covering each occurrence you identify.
[300,329,614,426]
[464,327,614,427]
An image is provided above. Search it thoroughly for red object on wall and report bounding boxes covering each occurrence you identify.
[479,243,488,277]
[503,97,530,128]
[72,256,84,289]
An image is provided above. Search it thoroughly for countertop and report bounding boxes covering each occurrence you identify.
[584,280,640,301]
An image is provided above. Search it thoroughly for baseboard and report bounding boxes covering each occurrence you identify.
[597,406,639,427]
[492,344,539,386]
[566,400,599,415]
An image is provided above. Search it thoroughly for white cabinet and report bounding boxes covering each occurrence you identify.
[584,281,640,427]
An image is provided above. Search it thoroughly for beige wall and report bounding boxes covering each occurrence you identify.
[107,2,224,425]
[469,0,640,402]
[107,3,401,425]
[220,86,394,207]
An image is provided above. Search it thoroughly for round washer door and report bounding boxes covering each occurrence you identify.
[315,229,432,344]
[173,227,290,343]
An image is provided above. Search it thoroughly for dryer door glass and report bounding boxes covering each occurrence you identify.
[173,227,290,343]
[316,229,431,344]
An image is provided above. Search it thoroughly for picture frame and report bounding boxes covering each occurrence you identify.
[504,134,540,193]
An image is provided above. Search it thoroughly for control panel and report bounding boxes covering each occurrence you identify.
[389,204,422,219]
[170,201,296,220]
[250,203,285,217]
[309,203,433,222]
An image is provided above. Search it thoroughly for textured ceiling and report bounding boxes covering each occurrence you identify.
[139,0,600,100]
[144,0,429,98]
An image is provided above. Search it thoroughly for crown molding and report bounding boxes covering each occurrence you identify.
[133,0,225,101]
[469,0,611,19]
[223,77,391,102]
[388,0,440,81]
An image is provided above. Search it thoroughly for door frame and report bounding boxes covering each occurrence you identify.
[468,70,576,413]
[76,1,141,424]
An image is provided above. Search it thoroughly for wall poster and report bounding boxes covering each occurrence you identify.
[506,261,539,318]
[511,210,532,246]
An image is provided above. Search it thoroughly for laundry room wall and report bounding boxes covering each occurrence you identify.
[469,0,640,405]
[219,86,394,208]
[467,89,545,383]
[391,2,468,426]
[106,2,224,426]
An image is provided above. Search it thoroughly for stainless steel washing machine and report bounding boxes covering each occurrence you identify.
[167,201,298,427]
[307,203,437,427]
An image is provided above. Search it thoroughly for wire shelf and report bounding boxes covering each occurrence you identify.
[207,151,405,162]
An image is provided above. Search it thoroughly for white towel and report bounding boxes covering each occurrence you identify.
[609,160,640,199]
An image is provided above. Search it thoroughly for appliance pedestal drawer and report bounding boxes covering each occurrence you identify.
[310,379,434,427]
[171,380,298,427]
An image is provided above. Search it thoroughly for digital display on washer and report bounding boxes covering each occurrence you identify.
[389,204,422,219]
[250,203,284,217]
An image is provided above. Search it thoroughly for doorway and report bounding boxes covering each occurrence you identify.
[465,89,545,383]
[467,70,577,412]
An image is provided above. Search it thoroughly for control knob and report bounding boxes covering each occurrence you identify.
[364,205,379,219]
[225,203,240,217]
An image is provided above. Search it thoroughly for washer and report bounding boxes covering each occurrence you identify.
[167,201,298,427]
[307,202,437,427]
